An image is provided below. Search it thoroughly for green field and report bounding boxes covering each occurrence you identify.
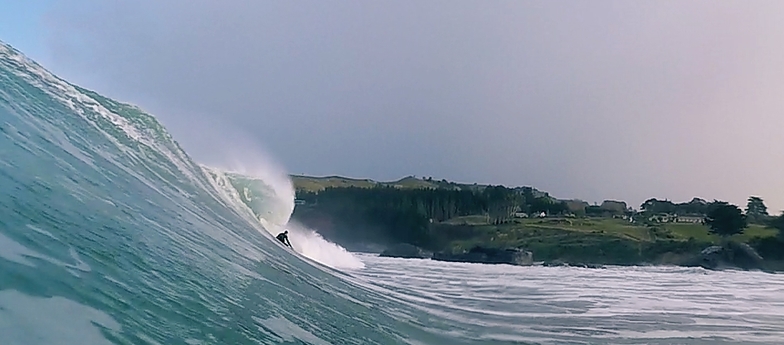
[663,222,776,242]
[435,216,778,251]
[428,216,780,264]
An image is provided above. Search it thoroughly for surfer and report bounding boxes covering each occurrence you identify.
[276,230,292,248]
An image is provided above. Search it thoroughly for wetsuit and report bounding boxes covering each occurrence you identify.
[276,232,291,247]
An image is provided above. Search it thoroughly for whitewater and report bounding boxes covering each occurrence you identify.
[1,39,783,345]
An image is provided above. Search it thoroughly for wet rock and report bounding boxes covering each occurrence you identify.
[432,246,533,266]
[542,260,568,267]
[542,260,605,269]
[379,243,432,259]
[685,242,766,271]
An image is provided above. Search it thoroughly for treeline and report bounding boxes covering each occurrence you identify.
[295,186,483,246]
[641,197,784,259]
[640,197,712,215]
[293,185,568,247]
[750,211,784,261]
[641,196,773,224]
[292,182,784,252]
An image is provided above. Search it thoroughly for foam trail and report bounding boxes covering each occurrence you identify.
[263,219,365,270]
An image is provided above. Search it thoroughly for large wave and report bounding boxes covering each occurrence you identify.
[1,39,463,345]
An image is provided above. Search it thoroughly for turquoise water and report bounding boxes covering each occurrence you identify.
[2,40,783,345]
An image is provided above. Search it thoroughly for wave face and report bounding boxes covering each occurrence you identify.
[0,41,457,345]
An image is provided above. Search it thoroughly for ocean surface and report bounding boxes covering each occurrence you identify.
[1,39,783,345]
[349,254,784,344]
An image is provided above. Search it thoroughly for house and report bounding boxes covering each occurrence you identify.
[645,213,705,224]
[675,215,704,224]
[647,213,677,223]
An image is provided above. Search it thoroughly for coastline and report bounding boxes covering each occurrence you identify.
[377,242,784,273]
[289,175,784,274]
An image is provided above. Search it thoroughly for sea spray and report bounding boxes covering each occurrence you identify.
[210,146,296,227]
[198,153,364,269]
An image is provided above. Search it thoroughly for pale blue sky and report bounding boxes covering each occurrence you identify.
[0,0,53,64]
[1,1,783,212]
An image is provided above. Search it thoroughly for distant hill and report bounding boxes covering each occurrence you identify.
[290,175,379,192]
[290,174,487,192]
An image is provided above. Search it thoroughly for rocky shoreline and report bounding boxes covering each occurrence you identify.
[380,244,534,266]
[432,246,533,266]
[379,242,781,272]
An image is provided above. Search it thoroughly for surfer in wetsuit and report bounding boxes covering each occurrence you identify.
[276,230,292,248]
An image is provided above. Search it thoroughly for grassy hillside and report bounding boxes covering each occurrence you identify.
[441,216,776,245]
[428,217,780,264]
[291,175,380,192]
[290,174,783,266]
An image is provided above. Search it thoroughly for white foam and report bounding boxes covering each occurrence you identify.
[0,233,91,275]
[349,253,784,344]
[265,220,365,270]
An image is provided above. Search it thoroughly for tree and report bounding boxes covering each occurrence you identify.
[585,205,605,217]
[704,202,747,237]
[600,200,628,215]
[745,196,769,223]
[770,213,784,239]
[483,185,523,224]
[640,198,676,214]
[640,197,710,215]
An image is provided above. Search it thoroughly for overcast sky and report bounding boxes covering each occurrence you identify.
[7,1,784,211]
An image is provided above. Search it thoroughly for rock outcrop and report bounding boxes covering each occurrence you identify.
[379,243,432,259]
[432,246,533,266]
[541,260,605,269]
[683,242,766,271]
